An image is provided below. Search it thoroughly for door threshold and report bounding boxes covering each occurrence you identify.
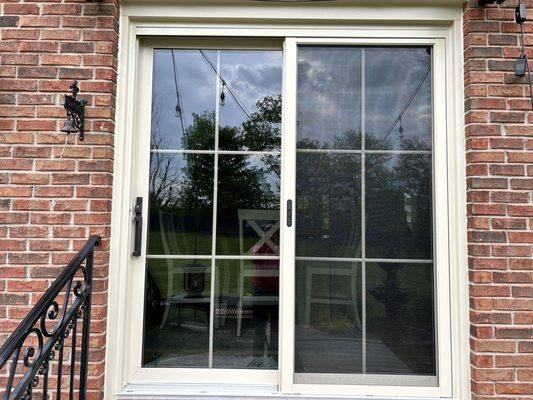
[118,383,442,400]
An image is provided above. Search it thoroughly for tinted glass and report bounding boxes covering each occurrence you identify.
[151,50,216,150]
[296,153,361,258]
[297,47,362,150]
[365,47,432,151]
[366,262,435,375]
[147,153,214,256]
[295,261,362,373]
[143,259,211,368]
[213,260,279,369]
[366,154,433,259]
[216,154,280,256]
[219,51,282,151]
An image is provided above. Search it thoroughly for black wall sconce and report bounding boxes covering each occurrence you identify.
[479,1,532,109]
[61,80,87,141]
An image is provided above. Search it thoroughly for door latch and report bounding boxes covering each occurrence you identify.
[287,199,293,227]
[132,197,143,257]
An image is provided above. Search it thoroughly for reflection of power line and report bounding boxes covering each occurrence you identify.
[378,65,431,148]
[198,49,265,134]
[171,50,188,146]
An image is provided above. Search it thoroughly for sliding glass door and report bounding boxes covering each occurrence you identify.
[143,47,283,370]
[129,36,450,395]
[292,45,436,386]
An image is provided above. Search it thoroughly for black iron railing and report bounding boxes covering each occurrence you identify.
[0,235,101,400]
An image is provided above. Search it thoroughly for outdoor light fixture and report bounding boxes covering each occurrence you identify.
[61,80,87,141]
[513,2,533,109]
[515,55,527,77]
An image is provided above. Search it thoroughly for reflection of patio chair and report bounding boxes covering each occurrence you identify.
[236,209,280,337]
[159,211,209,329]
[304,264,362,331]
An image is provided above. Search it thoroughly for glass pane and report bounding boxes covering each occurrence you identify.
[219,50,282,151]
[366,262,435,375]
[295,261,362,373]
[143,259,211,368]
[297,47,362,150]
[216,154,280,255]
[213,259,279,369]
[365,47,432,151]
[147,153,214,256]
[151,49,216,150]
[366,154,433,259]
[296,153,361,258]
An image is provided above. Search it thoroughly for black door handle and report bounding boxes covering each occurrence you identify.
[287,199,293,227]
[132,197,143,257]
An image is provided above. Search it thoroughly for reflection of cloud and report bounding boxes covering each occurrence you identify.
[152,49,283,148]
[297,46,432,151]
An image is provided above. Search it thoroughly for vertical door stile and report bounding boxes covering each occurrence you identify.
[208,51,222,369]
[280,37,297,394]
[360,48,367,375]
[130,42,155,376]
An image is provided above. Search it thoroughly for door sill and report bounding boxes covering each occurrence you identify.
[117,383,445,400]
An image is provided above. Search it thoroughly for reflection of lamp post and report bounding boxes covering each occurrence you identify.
[369,263,412,321]
[180,116,207,297]
[182,263,207,297]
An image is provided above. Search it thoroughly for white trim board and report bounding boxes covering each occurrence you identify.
[107,3,467,400]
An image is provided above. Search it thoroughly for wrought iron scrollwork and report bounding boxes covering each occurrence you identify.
[0,236,101,400]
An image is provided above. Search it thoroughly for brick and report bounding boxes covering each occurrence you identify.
[19,16,60,28]
[492,218,527,230]
[4,4,40,14]
[491,192,529,203]
[508,231,533,243]
[491,112,525,123]
[495,383,533,395]
[60,42,94,54]
[0,16,19,27]
[492,245,532,257]
[511,179,533,190]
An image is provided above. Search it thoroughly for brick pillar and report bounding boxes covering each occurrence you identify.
[464,1,533,398]
[0,1,119,398]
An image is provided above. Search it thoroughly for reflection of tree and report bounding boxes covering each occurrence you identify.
[148,95,282,249]
[150,102,181,208]
[296,131,432,259]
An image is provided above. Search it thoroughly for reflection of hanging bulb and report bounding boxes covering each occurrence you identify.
[175,103,182,118]
[398,118,404,136]
[220,83,226,107]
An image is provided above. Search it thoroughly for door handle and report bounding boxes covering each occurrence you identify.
[132,197,143,257]
[287,199,293,227]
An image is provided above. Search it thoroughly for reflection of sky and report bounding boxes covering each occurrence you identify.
[152,50,216,150]
[297,47,362,149]
[220,51,282,128]
[297,46,432,151]
[152,49,282,150]
[365,47,431,150]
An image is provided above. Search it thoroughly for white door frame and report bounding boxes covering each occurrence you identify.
[107,7,467,400]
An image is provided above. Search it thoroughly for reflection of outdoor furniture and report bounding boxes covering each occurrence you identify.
[304,265,362,331]
[163,294,210,328]
[159,211,209,329]
[236,209,280,337]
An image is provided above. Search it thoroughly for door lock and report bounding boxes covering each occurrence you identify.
[132,197,143,257]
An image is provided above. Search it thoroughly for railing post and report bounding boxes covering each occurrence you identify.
[78,246,94,400]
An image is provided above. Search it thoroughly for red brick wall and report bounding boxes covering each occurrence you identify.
[464,1,533,398]
[1,0,532,399]
[0,1,119,398]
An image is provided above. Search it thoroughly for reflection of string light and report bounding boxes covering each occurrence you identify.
[220,83,226,107]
